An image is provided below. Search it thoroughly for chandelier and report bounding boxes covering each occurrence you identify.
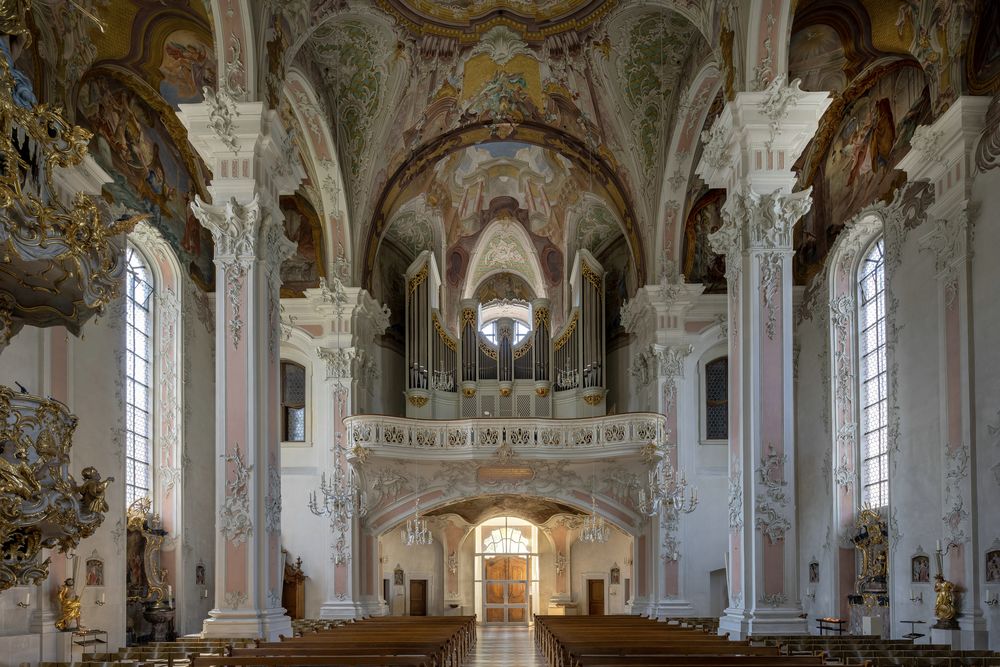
[579,494,610,544]
[308,436,366,524]
[638,449,698,517]
[400,499,433,547]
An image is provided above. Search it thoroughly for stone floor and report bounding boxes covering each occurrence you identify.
[467,625,546,666]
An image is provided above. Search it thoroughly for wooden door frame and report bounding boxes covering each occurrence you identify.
[582,572,608,615]
[404,572,435,616]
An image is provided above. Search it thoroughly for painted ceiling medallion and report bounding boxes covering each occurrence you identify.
[378,0,615,42]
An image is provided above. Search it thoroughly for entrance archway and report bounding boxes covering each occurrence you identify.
[475,517,539,625]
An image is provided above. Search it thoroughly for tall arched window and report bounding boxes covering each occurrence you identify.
[125,244,154,506]
[858,238,887,507]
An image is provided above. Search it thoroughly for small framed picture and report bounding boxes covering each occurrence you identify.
[911,554,930,583]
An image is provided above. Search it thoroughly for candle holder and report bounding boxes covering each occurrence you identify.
[909,590,923,603]
[986,591,999,607]
[16,594,30,608]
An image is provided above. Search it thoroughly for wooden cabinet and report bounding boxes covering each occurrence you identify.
[282,553,306,620]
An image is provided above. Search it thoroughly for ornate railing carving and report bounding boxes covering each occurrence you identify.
[345,412,668,455]
[0,388,113,591]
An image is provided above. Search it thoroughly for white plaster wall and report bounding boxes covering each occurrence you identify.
[379,531,444,616]
[678,334,730,616]
[570,531,632,614]
[605,340,631,415]
[793,303,835,626]
[0,279,217,651]
[178,287,216,635]
[281,452,326,619]
[888,225,944,638]
[970,166,1000,650]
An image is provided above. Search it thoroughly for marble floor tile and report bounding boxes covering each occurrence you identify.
[467,626,546,666]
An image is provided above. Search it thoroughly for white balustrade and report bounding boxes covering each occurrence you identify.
[344,412,667,456]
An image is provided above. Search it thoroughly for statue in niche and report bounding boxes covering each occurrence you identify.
[55,578,82,631]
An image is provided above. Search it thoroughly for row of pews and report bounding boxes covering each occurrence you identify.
[753,635,1000,666]
[191,616,476,667]
[535,615,819,667]
[535,616,1000,667]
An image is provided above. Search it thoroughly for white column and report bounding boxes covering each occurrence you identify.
[180,100,301,639]
[697,77,831,638]
[900,96,990,649]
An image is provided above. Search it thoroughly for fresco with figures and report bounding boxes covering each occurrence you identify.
[76,73,214,286]
[279,194,325,297]
[793,63,931,284]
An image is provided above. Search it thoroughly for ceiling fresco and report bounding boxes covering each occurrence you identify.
[288,1,714,299]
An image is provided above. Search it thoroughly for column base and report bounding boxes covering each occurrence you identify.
[719,606,808,639]
[319,599,367,620]
[652,598,696,620]
[628,596,654,617]
[202,607,292,641]
[957,613,989,649]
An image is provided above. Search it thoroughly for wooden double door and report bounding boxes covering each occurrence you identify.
[483,555,528,624]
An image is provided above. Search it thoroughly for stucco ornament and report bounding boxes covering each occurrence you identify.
[759,253,782,340]
[942,443,970,545]
[468,26,533,65]
[220,446,254,545]
[755,445,790,543]
[728,463,743,529]
[757,75,807,151]
[202,86,240,153]
[265,463,282,534]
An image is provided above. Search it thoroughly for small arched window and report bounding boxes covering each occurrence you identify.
[704,356,729,441]
[281,360,307,442]
[858,238,887,507]
[125,244,154,506]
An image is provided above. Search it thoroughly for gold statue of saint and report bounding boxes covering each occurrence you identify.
[934,575,957,625]
[55,578,82,631]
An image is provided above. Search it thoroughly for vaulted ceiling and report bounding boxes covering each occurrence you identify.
[288,0,713,301]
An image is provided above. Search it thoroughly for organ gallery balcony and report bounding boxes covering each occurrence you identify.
[343,412,668,460]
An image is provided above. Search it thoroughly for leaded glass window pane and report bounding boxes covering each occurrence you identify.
[705,357,728,440]
[281,361,307,442]
[125,244,154,508]
[858,238,888,508]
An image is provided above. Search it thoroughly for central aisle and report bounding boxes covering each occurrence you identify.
[467,626,546,667]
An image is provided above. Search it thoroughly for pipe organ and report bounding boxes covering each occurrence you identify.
[404,250,606,419]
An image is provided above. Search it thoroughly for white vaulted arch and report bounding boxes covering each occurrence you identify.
[463,219,547,301]
[283,69,352,279]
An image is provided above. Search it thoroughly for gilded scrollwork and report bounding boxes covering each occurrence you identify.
[0,388,112,591]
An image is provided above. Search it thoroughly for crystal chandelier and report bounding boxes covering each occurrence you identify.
[579,494,611,544]
[308,436,366,523]
[638,448,698,517]
[400,499,433,547]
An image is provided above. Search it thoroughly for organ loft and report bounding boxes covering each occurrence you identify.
[0,0,999,664]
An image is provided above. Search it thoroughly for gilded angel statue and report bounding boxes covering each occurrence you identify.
[77,466,113,514]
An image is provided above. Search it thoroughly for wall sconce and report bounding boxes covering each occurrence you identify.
[201,588,209,599]
[805,587,815,600]
[95,592,106,606]
[909,588,923,604]
[986,590,998,607]
[16,592,30,608]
